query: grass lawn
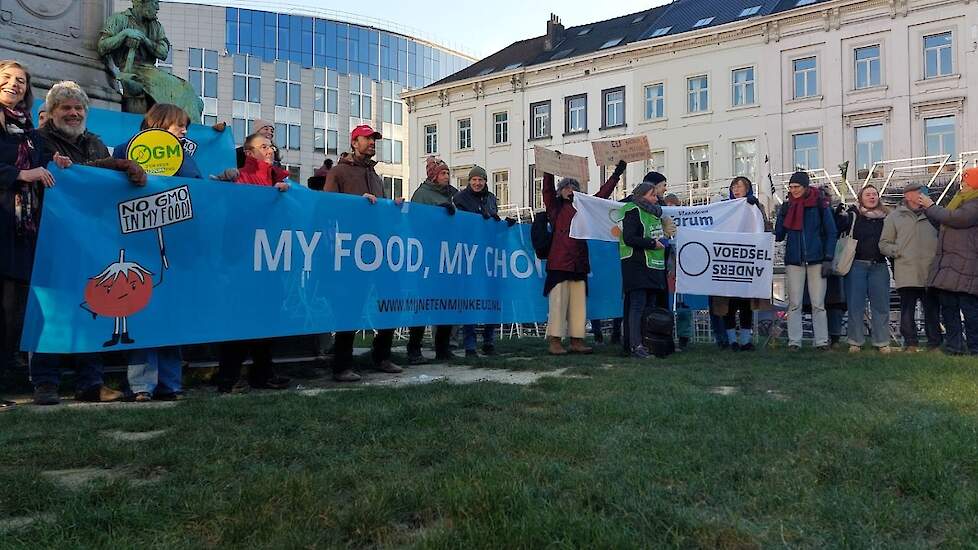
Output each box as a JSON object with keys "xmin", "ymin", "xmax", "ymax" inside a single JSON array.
[{"xmin": 2, "ymin": 340, "xmax": 978, "ymax": 548}]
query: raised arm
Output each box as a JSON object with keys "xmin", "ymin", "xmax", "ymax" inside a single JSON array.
[
  {"xmin": 925, "ymin": 203, "xmax": 978, "ymax": 230},
  {"xmin": 595, "ymin": 160, "xmax": 626, "ymax": 199},
  {"xmin": 542, "ymin": 172, "xmax": 556, "ymax": 212}
]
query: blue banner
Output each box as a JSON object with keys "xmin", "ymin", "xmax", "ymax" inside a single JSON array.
[
  {"xmin": 22, "ymin": 166, "xmax": 623, "ymax": 353},
  {"xmin": 33, "ymin": 100, "xmax": 236, "ymax": 179}
]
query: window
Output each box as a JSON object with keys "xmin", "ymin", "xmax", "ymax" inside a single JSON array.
[
  {"xmin": 855, "ymin": 125, "xmax": 884, "ymax": 178},
  {"xmin": 383, "ymin": 176, "xmax": 404, "ymax": 200},
  {"xmin": 687, "ymin": 75, "xmax": 709, "ymax": 113},
  {"xmin": 157, "ymin": 49, "xmax": 173, "ymax": 73},
  {"xmin": 924, "ymin": 116, "xmax": 956, "ymax": 157},
  {"xmin": 602, "ymin": 88, "xmax": 625, "ymax": 128},
  {"xmin": 649, "ymin": 26, "xmax": 671, "ymax": 38},
  {"xmin": 600, "ymin": 38, "xmax": 623, "ymax": 50},
  {"xmin": 314, "ymin": 68, "xmax": 338, "ymax": 114},
  {"xmin": 285, "ymin": 165, "xmax": 301, "ymax": 183},
  {"xmin": 854, "ymin": 45, "xmax": 881, "ymax": 89},
  {"xmin": 732, "ymin": 140, "xmax": 757, "ymax": 180},
  {"xmin": 565, "ymin": 95, "xmax": 587, "ymax": 133},
  {"xmin": 424, "ymin": 124, "xmax": 438, "ymax": 154},
  {"xmin": 550, "ymin": 49, "xmax": 574, "ymax": 61},
  {"xmin": 233, "ymin": 55, "xmax": 260, "ymax": 104},
  {"xmin": 350, "ymin": 75, "xmax": 372, "ymax": 119},
  {"xmin": 275, "ymin": 61, "xmax": 301, "ymax": 108},
  {"xmin": 578, "ymin": 27, "xmax": 592, "ymax": 36},
  {"xmin": 731, "ymin": 67, "xmax": 756, "ymax": 107},
  {"xmin": 792, "ymin": 132, "xmax": 821, "ymax": 170},
  {"xmin": 531, "ymin": 101, "xmax": 551, "ymax": 139},
  {"xmin": 457, "ymin": 118, "xmax": 472, "ymax": 150},
  {"xmin": 793, "ymin": 57, "xmax": 818, "ymax": 99},
  {"xmin": 644, "ymin": 83, "xmax": 665, "ymax": 120},
  {"xmin": 327, "ymin": 130, "xmax": 338, "ymax": 155},
  {"xmin": 314, "ymin": 129, "xmax": 325, "ymax": 152},
  {"xmin": 528, "ymin": 165, "xmax": 544, "ymax": 209},
  {"xmin": 189, "ymin": 48, "xmax": 218, "ymax": 99},
  {"xmin": 493, "ymin": 112, "xmax": 509, "ymax": 144},
  {"xmin": 693, "ymin": 17, "xmax": 715, "ymax": 28},
  {"xmin": 376, "ymin": 139, "xmax": 404, "ymax": 164},
  {"xmin": 382, "ymin": 81, "xmax": 404, "ymax": 125},
  {"xmin": 644, "ymin": 150, "xmax": 666, "ymax": 178},
  {"xmin": 504, "ymin": 62, "xmax": 523, "ymax": 70},
  {"xmin": 493, "ymin": 171, "xmax": 510, "ymax": 205},
  {"xmin": 275, "ymin": 122, "xmax": 301, "ymax": 150},
  {"xmin": 795, "ymin": 0, "xmax": 816, "ymax": 5},
  {"xmin": 923, "ymin": 32, "xmax": 953, "ymax": 79},
  {"xmin": 739, "ymin": 5, "xmax": 762, "ymax": 17},
  {"xmin": 687, "ymin": 145, "xmax": 710, "ymax": 183}
]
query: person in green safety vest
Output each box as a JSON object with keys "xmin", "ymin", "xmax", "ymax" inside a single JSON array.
[{"xmin": 618, "ymin": 182, "xmax": 676, "ymax": 358}]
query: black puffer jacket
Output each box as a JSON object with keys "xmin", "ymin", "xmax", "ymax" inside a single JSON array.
[{"xmin": 453, "ymin": 186, "xmax": 499, "ymax": 218}]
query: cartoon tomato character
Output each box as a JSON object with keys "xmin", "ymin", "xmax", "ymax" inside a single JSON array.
[{"xmin": 82, "ymin": 249, "xmax": 154, "ymax": 347}]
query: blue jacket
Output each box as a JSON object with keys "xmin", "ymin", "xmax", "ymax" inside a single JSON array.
[
  {"xmin": 113, "ymin": 141, "xmax": 202, "ymax": 179},
  {"xmin": 774, "ymin": 197, "xmax": 838, "ymax": 265}
]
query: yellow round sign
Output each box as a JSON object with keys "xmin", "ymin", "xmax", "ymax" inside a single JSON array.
[{"xmin": 126, "ymin": 129, "xmax": 184, "ymax": 177}]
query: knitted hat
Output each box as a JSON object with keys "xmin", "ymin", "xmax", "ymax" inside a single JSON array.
[
  {"xmin": 556, "ymin": 178, "xmax": 581, "ymax": 193},
  {"xmin": 253, "ymin": 119, "xmax": 274, "ymax": 134},
  {"xmin": 468, "ymin": 165, "xmax": 488, "ymax": 181},
  {"xmin": 643, "ymin": 171, "xmax": 667, "ymax": 185},
  {"xmin": 788, "ymin": 171, "xmax": 811, "ymax": 187},
  {"xmin": 963, "ymin": 167, "xmax": 978, "ymax": 190},
  {"xmin": 425, "ymin": 156, "xmax": 449, "ymax": 182}
]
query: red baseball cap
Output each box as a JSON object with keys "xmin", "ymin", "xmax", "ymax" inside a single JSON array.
[{"xmin": 350, "ymin": 124, "xmax": 382, "ymax": 142}]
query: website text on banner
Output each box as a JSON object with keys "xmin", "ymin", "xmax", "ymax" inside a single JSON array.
[
  {"xmin": 570, "ymin": 193, "xmax": 765, "ymax": 242},
  {"xmin": 676, "ymin": 228, "xmax": 774, "ymax": 299},
  {"xmin": 22, "ymin": 166, "xmax": 623, "ymax": 354}
]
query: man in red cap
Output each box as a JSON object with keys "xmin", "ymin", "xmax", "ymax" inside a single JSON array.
[{"xmin": 325, "ymin": 125, "xmax": 405, "ymax": 381}]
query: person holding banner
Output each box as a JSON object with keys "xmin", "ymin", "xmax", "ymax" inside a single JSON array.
[
  {"xmin": 112, "ymin": 103, "xmax": 202, "ymax": 179},
  {"xmin": 618, "ymin": 182, "xmax": 676, "ymax": 358},
  {"xmin": 325, "ymin": 125, "xmax": 404, "ymax": 381},
  {"xmin": 839, "ymin": 185, "xmax": 893, "ymax": 353},
  {"xmin": 234, "ymin": 134, "xmax": 290, "ymax": 191},
  {"xmin": 774, "ymin": 172, "xmax": 838, "ymax": 351},
  {"xmin": 542, "ymin": 160, "xmax": 626, "ymax": 355}
]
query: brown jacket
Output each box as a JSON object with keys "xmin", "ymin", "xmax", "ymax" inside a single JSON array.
[
  {"xmin": 324, "ymin": 154, "xmax": 387, "ymax": 198},
  {"xmin": 878, "ymin": 204, "xmax": 939, "ymax": 289},
  {"xmin": 924, "ymin": 199, "xmax": 978, "ymax": 295}
]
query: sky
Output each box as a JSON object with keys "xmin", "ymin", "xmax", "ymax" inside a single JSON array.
[{"xmin": 178, "ymin": 0, "xmax": 667, "ymax": 59}]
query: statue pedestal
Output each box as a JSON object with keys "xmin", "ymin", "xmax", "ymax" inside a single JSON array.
[{"xmin": 0, "ymin": 0, "xmax": 120, "ymax": 109}]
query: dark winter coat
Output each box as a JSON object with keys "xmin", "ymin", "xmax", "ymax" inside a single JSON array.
[
  {"xmin": 112, "ymin": 141, "xmax": 202, "ymax": 179},
  {"xmin": 324, "ymin": 154, "xmax": 387, "ymax": 198},
  {"xmin": 453, "ymin": 186, "xmax": 498, "ymax": 218},
  {"xmin": 411, "ymin": 180, "xmax": 457, "ymax": 206},
  {"xmin": 542, "ymin": 172, "xmax": 619, "ymax": 275},
  {"xmin": 774, "ymin": 194, "xmax": 838, "ymax": 265},
  {"xmin": 620, "ymin": 207, "xmax": 667, "ymax": 293},
  {"xmin": 0, "ymin": 128, "xmax": 52, "ymax": 281},
  {"xmin": 38, "ymin": 125, "xmax": 110, "ymax": 164},
  {"xmin": 924, "ymin": 199, "xmax": 978, "ymax": 295}
]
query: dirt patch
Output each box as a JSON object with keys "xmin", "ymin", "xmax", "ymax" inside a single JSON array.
[
  {"xmin": 42, "ymin": 466, "xmax": 164, "ymax": 490},
  {"xmin": 29, "ymin": 401, "xmax": 179, "ymax": 413},
  {"xmin": 766, "ymin": 390, "xmax": 790, "ymax": 401},
  {"xmin": 708, "ymin": 386, "xmax": 740, "ymax": 396},
  {"xmin": 102, "ymin": 429, "xmax": 168, "ymax": 442},
  {"xmin": 0, "ymin": 513, "xmax": 55, "ymax": 533},
  {"xmin": 364, "ymin": 366, "xmax": 570, "ymax": 387}
]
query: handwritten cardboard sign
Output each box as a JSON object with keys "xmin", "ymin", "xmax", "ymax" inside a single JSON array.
[
  {"xmin": 533, "ymin": 146, "xmax": 590, "ymax": 184},
  {"xmin": 591, "ymin": 135, "xmax": 653, "ymax": 166}
]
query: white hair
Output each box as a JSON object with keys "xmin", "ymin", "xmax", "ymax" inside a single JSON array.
[{"xmin": 44, "ymin": 81, "xmax": 90, "ymax": 113}]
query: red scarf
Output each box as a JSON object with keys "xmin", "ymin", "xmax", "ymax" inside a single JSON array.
[{"xmin": 783, "ymin": 188, "xmax": 819, "ymax": 231}]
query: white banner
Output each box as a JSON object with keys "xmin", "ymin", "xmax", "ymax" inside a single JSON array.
[
  {"xmin": 676, "ymin": 229, "xmax": 773, "ymax": 299},
  {"xmin": 569, "ymin": 193, "xmax": 765, "ymax": 242}
]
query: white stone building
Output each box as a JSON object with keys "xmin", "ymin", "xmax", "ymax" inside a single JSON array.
[{"xmin": 404, "ymin": 0, "xmax": 977, "ymax": 213}]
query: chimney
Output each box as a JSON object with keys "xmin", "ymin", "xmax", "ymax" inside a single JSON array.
[{"xmin": 544, "ymin": 13, "xmax": 565, "ymax": 52}]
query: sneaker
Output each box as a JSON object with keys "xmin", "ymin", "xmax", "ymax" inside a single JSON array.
[
  {"xmin": 75, "ymin": 385, "xmax": 123, "ymax": 403},
  {"xmin": 33, "ymin": 384, "xmax": 60, "ymax": 406},
  {"xmin": 132, "ymin": 392, "xmax": 152, "ymax": 403},
  {"xmin": 465, "ymin": 350, "xmax": 478, "ymax": 358},
  {"xmin": 481, "ymin": 345, "xmax": 496, "ymax": 356},
  {"xmin": 849, "ymin": 345, "xmax": 861, "ymax": 353},
  {"xmin": 631, "ymin": 345, "xmax": 651, "ymax": 359},
  {"xmin": 730, "ymin": 343, "xmax": 741, "ymax": 352},
  {"xmin": 374, "ymin": 360, "xmax": 403, "ymax": 374},
  {"xmin": 407, "ymin": 353, "xmax": 427, "ymax": 366},
  {"xmin": 333, "ymin": 369, "xmax": 362, "ymax": 383},
  {"xmin": 740, "ymin": 343, "xmax": 755, "ymax": 352},
  {"xmin": 218, "ymin": 379, "xmax": 250, "ymax": 394},
  {"xmin": 878, "ymin": 346, "xmax": 892, "ymax": 354}
]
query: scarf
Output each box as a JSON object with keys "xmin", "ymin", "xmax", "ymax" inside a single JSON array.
[
  {"xmin": 3, "ymin": 106, "xmax": 34, "ymax": 170},
  {"xmin": 947, "ymin": 187, "xmax": 978, "ymax": 211},
  {"xmin": 857, "ymin": 205, "xmax": 888, "ymax": 219},
  {"xmin": 783, "ymin": 188, "xmax": 819, "ymax": 231},
  {"xmin": 3, "ymin": 106, "xmax": 39, "ymax": 238},
  {"xmin": 633, "ymin": 196, "xmax": 663, "ymax": 217}
]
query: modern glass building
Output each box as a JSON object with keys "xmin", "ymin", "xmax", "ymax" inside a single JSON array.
[{"xmin": 147, "ymin": 1, "xmax": 474, "ymax": 191}]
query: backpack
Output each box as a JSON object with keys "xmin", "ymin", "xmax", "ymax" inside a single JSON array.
[
  {"xmin": 642, "ymin": 307, "xmax": 676, "ymax": 358},
  {"xmin": 531, "ymin": 211, "xmax": 553, "ymax": 260}
]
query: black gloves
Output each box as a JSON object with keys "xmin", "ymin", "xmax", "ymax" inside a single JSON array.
[
  {"xmin": 821, "ymin": 262, "xmax": 833, "ymax": 278},
  {"xmin": 612, "ymin": 160, "xmax": 627, "ymax": 180},
  {"xmin": 505, "ymin": 217, "xmax": 517, "ymax": 227},
  {"xmin": 746, "ymin": 196, "xmax": 759, "ymax": 206},
  {"xmin": 482, "ymin": 210, "xmax": 492, "ymax": 220},
  {"xmin": 442, "ymin": 203, "xmax": 456, "ymax": 216}
]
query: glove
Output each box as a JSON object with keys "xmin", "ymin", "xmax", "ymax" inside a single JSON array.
[
  {"xmin": 746, "ymin": 196, "xmax": 759, "ymax": 206},
  {"xmin": 482, "ymin": 210, "xmax": 492, "ymax": 220},
  {"xmin": 821, "ymin": 262, "xmax": 833, "ymax": 278},
  {"xmin": 491, "ymin": 214, "xmax": 501, "ymax": 222},
  {"xmin": 612, "ymin": 160, "xmax": 627, "ymax": 179},
  {"xmin": 505, "ymin": 217, "xmax": 517, "ymax": 227},
  {"xmin": 442, "ymin": 203, "xmax": 456, "ymax": 216}
]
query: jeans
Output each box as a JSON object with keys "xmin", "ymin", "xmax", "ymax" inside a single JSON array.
[
  {"xmin": 29, "ymin": 353, "xmax": 103, "ymax": 391},
  {"xmin": 463, "ymin": 324, "xmax": 496, "ymax": 351},
  {"xmin": 898, "ymin": 287, "xmax": 943, "ymax": 348},
  {"xmin": 827, "ymin": 309, "xmax": 845, "ymax": 338},
  {"xmin": 333, "ymin": 329, "xmax": 395, "ymax": 373},
  {"xmin": 939, "ymin": 291, "xmax": 978, "ymax": 354},
  {"xmin": 626, "ymin": 289, "xmax": 667, "ymax": 350},
  {"xmin": 845, "ymin": 261, "xmax": 892, "ymax": 347},
  {"xmin": 786, "ymin": 263, "xmax": 828, "ymax": 347},
  {"xmin": 129, "ymin": 346, "xmax": 183, "ymax": 395},
  {"xmin": 408, "ymin": 325, "xmax": 453, "ymax": 356}
]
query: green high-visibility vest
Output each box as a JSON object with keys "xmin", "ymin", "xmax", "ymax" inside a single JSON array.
[{"xmin": 618, "ymin": 203, "xmax": 665, "ymax": 270}]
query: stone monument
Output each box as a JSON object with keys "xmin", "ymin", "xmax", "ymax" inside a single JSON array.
[{"xmin": 97, "ymin": 0, "xmax": 203, "ymax": 122}]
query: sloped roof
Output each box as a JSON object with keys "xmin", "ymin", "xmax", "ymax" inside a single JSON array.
[{"xmin": 427, "ymin": 0, "xmax": 826, "ymax": 88}]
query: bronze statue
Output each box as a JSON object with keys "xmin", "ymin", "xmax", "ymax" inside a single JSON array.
[{"xmin": 97, "ymin": 0, "xmax": 203, "ymax": 123}]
